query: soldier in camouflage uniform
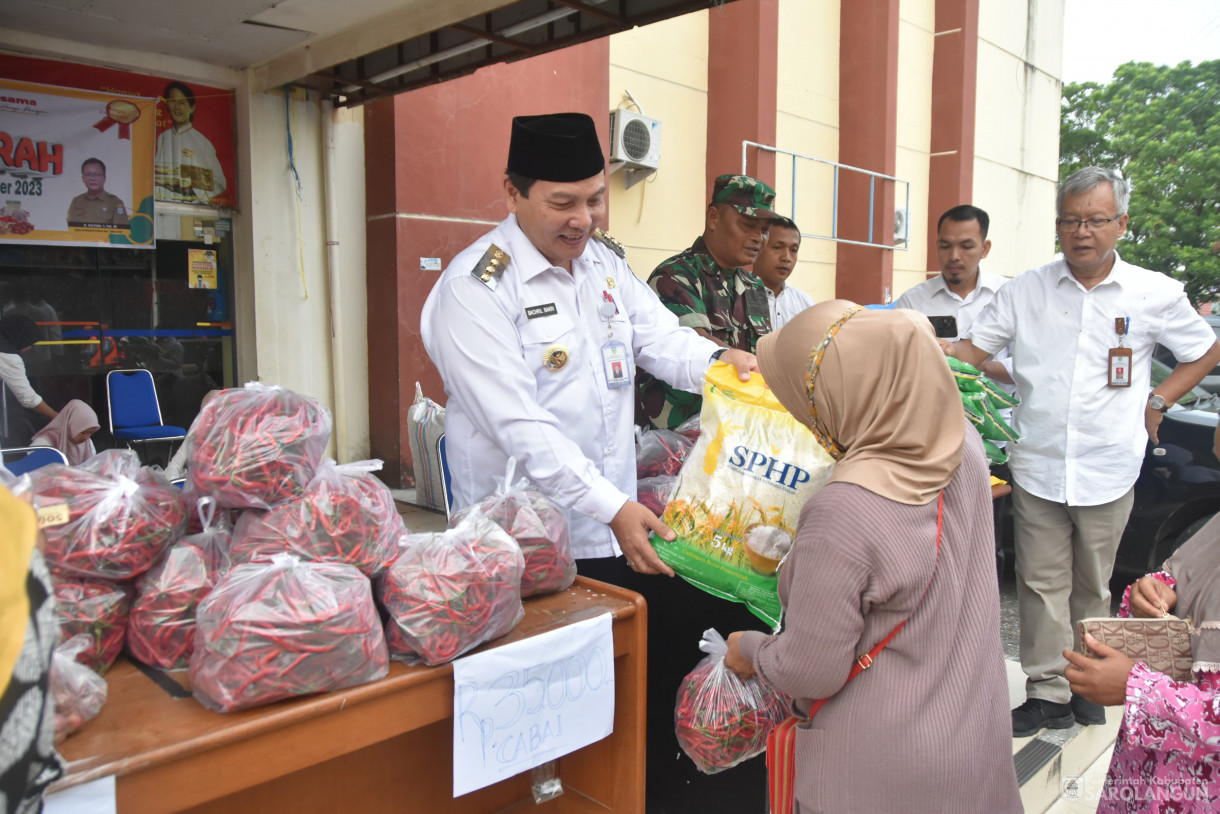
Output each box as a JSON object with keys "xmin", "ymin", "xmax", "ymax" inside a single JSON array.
[{"xmin": 636, "ymin": 174, "xmax": 778, "ymax": 429}]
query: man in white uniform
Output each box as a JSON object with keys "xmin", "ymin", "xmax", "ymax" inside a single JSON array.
[
  {"xmin": 894, "ymin": 205, "xmax": 1011, "ymax": 384},
  {"xmin": 752, "ymin": 216, "xmax": 815, "ymax": 329},
  {"xmin": 421, "ymin": 112, "xmax": 755, "ymax": 571},
  {"xmin": 946, "ymin": 167, "xmax": 1220, "ymax": 737},
  {"xmin": 422, "ymin": 113, "xmax": 767, "ymax": 814}
]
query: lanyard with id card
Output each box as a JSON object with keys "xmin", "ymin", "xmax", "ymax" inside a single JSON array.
[
  {"xmin": 1108, "ymin": 316, "xmax": 1132, "ymax": 388},
  {"xmin": 599, "ymin": 293, "xmax": 631, "ymax": 388}
]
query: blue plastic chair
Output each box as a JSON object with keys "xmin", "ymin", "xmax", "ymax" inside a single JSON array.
[
  {"xmin": 2, "ymin": 446, "xmax": 69, "ymax": 476},
  {"xmin": 106, "ymin": 369, "xmax": 187, "ymax": 462}
]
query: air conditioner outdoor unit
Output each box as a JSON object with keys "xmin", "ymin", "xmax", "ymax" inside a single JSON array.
[
  {"xmin": 609, "ymin": 110, "xmax": 662, "ymax": 170},
  {"xmin": 893, "ymin": 205, "xmax": 909, "ymax": 245}
]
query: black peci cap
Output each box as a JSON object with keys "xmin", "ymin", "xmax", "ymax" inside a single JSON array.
[{"xmin": 507, "ymin": 113, "xmax": 605, "ymax": 182}]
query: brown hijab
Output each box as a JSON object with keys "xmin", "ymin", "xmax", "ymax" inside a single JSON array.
[
  {"xmin": 1163, "ymin": 515, "xmax": 1220, "ymax": 671},
  {"xmin": 756, "ymin": 299, "xmax": 964, "ymax": 505}
]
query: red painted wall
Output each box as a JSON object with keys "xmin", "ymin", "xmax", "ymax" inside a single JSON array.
[
  {"xmin": 927, "ymin": 0, "xmax": 979, "ymax": 274},
  {"xmin": 836, "ymin": 0, "xmax": 900, "ymax": 305},
  {"xmin": 366, "ymin": 40, "xmax": 610, "ymax": 486},
  {"xmin": 707, "ymin": 0, "xmax": 779, "ymax": 197}
]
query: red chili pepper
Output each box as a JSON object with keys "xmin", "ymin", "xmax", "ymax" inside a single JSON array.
[
  {"xmin": 228, "ymin": 461, "xmax": 404, "ymax": 577},
  {"xmin": 185, "ymin": 386, "xmax": 331, "ymax": 511},
  {"xmin": 190, "ymin": 558, "xmax": 387, "ymax": 712},
  {"xmin": 32, "ymin": 449, "xmax": 186, "ymax": 582},
  {"xmin": 451, "ymin": 487, "xmax": 575, "ymax": 598},
  {"xmin": 53, "ymin": 578, "xmax": 132, "ymax": 674},
  {"xmin": 127, "ymin": 531, "xmax": 229, "ymax": 670},
  {"xmin": 636, "ymin": 428, "xmax": 693, "ymax": 479},
  {"xmin": 378, "ymin": 516, "xmax": 524, "ymax": 665},
  {"xmin": 673, "ymin": 647, "xmax": 791, "ymax": 774}
]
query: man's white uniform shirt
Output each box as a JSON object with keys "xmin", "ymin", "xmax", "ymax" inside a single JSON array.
[
  {"xmin": 422, "ymin": 214, "xmax": 718, "ymax": 558},
  {"xmin": 765, "ymin": 284, "xmax": 816, "ymax": 330},
  {"xmin": 894, "ymin": 268, "xmax": 1015, "ymax": 392},
  {"xmin": 893, "ymin": 269, "xmax": 1008, "ymax": 340},
  {"xmin": 968, "ymin": 254, "xmax": 1216, "ymax": 506}
]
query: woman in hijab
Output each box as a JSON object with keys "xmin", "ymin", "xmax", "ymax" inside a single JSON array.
[
  {"xmin": 0, "ymin": 314, "xmax": 58, "ymax": 445},
  {"xmin": 724, "ymin": 300, "xmax": 1021, "ymax": 813},
  {"xmin": 1063, "ymin": 427, "xmax": 1220, "ymax": 812},
  {"xmin": 30, "ymin": 399, "xmax": 99, "ymax": 465}
]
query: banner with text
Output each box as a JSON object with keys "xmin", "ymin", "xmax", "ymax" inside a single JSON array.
[
  {"xmin": 0, "ymin": 55, "xmax": 237, "ymax": 209},
  {"xmin": 1, "ymin": 79, "xmax": 155, "ymax": 248}
]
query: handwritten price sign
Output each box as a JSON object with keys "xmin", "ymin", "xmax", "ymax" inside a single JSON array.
[{"xmin": 451, "ymin": 613, "xmax": 615, "ymax": 797}]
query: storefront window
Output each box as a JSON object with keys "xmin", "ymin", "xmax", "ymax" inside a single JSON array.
[{"xmin": 0, "ymin": 228, "xmax": 234, "ymax": 460}]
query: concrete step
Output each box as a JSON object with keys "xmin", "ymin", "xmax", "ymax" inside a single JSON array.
[{"xmin": 1006, "ymin": 659, "xmax": 1119, "ymax": 814}]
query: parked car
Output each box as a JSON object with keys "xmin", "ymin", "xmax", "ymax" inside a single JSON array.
[
  {"xmin": 1152, "ymin": 314, "xmax": 1220, "ymax": 394},
  {"xmin": 995, "ymin": 357, "xmax": 1220, "ymax": 578}
]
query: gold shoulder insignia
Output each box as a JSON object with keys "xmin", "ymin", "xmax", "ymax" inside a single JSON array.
[
  {"xmin": 470, "ymin": 244, "xmax": 510, "ymax": 291},
  {"xmin": 593, "ymin": 228, "xmax": 626, "ymax": 259}
]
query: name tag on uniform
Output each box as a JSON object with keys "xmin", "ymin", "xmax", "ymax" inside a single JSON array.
[
  {"xmin": 526, "ymin": 303, "xmax": 557, "ymax": 319},
  {"xmin": 601, "ymin": 340, "xmax": 631, "ymax": 388},
  {"xmin": 1108, "ymin": 348, "xmax": 1132, "ymax": 388},
  {"xmin": 1109, "ymin": 316, "xmax": 1131, "ymax": 388}
]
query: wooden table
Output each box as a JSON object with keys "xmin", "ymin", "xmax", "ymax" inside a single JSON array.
[{"xmin": 52, "ymin": 577, "xmax": 646, "ymax": 814}]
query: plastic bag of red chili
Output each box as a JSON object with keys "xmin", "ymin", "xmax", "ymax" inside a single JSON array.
[
  {"xmin": 378, "ymin": 509, "xmax": 525, "ymax": 665},
  {"xmin": 449, "ymin": 459, "xmax": 574, "ymax": 597},
  {"xmin": 50, "ymin": 635, "xmax": 108, "ymax": 744},
  {"xmin": 53, "ymin": 578, "xmax": 132, "ymax": 674},
  {"xmin": 31, "ymin": 449, "xmax": 186, "ymax": 581},
  {"xmin": 674, "ymin": 414, "xmax": 702, "ymax": 445},
  {"xmin": 228, "ymin": 459, "xmax": 405, "ymax": 578},
  {"xmin": 674, "ymin": 628, "xmax": 791, "ymax": 774},
  {"xmin": 636, "ymin": 428, "xmax": 694, "ymax": 479},
  {"xmin": 186, "ymin": 382, "xmax": 332, "ymax": 510},
  {"xmin": 190, "ymin": 554, "xmax": 388, "ymax": 712},
  {"xmin": 127, "ymin": 498, "xmax": 232, "ymax": 670},
  {"xmin": 636, "ymin": 475, "xmax": 677, "ymax": 517}
]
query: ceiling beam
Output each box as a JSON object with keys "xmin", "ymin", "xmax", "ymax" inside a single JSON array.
[{"xmin": 251, "ymin": 0, "xmax": 515, "ymax": 92}]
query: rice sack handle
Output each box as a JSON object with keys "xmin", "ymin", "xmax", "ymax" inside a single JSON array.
[{"xmin": 653, "ymin": 363, "xmax": 835, "ymax": 627}]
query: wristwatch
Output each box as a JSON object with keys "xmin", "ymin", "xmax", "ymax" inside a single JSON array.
[
  {"xmin": 1148, "ymin": 393, "xmax": 1169, "ymax": 413},
  {"xmin": 711, "ymin": 348, "xmax": 727, "ymax": 363}
]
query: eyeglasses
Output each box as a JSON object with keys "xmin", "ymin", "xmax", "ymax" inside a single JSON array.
[
  {"xmin": 82, "ymin": 172, "xmax": 105, "ymax": 178},
  {"xmin": 1056, "ymin": 214, "xmax": 1122, "ymax": 232}
]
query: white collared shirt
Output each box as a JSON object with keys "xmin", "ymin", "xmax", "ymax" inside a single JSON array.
[
  {"xmin": 968, "ymin": 254, "xmax": 1217, "ymax": 506},
  {"xmin": 421, "ymin": 214, "xmax": 718, "ymax": 558},
  {"xmin": 0, "ymin": 351, "xmax": 42, "ymax": 408},
  {"xmin": 893, "ymin": 269, "xmax": 1008, "ymax": 339},
  {"xmin": 895, "ymin": 268, "xmax": 1014, "ymax": 390},
  {"xmin": 765, "ymin": 284, "xmax": 816, "ymax": 329}
]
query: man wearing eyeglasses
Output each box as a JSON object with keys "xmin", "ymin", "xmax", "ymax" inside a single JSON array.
[
  {"xmin": 66, "ymin": 158, "xmax": 130, "ymax": 229},
  {"xmin": 944, "ymin": 166, "xmax": 1220, "ymax": 738}
]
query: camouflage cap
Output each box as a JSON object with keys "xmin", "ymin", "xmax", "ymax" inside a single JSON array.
[{"xmin": 711, "ymin": 174, "xmax": 779, "ymax": 219}]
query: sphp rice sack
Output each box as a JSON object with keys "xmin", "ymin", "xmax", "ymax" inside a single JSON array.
[{"xmin": 653, "ymin": 363, "xmax": 835, "ymax": 627}]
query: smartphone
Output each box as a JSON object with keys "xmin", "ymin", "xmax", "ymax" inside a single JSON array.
[{"xmin": 927, "ymin": 315, "xmax": 959, "ymax": 339}]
